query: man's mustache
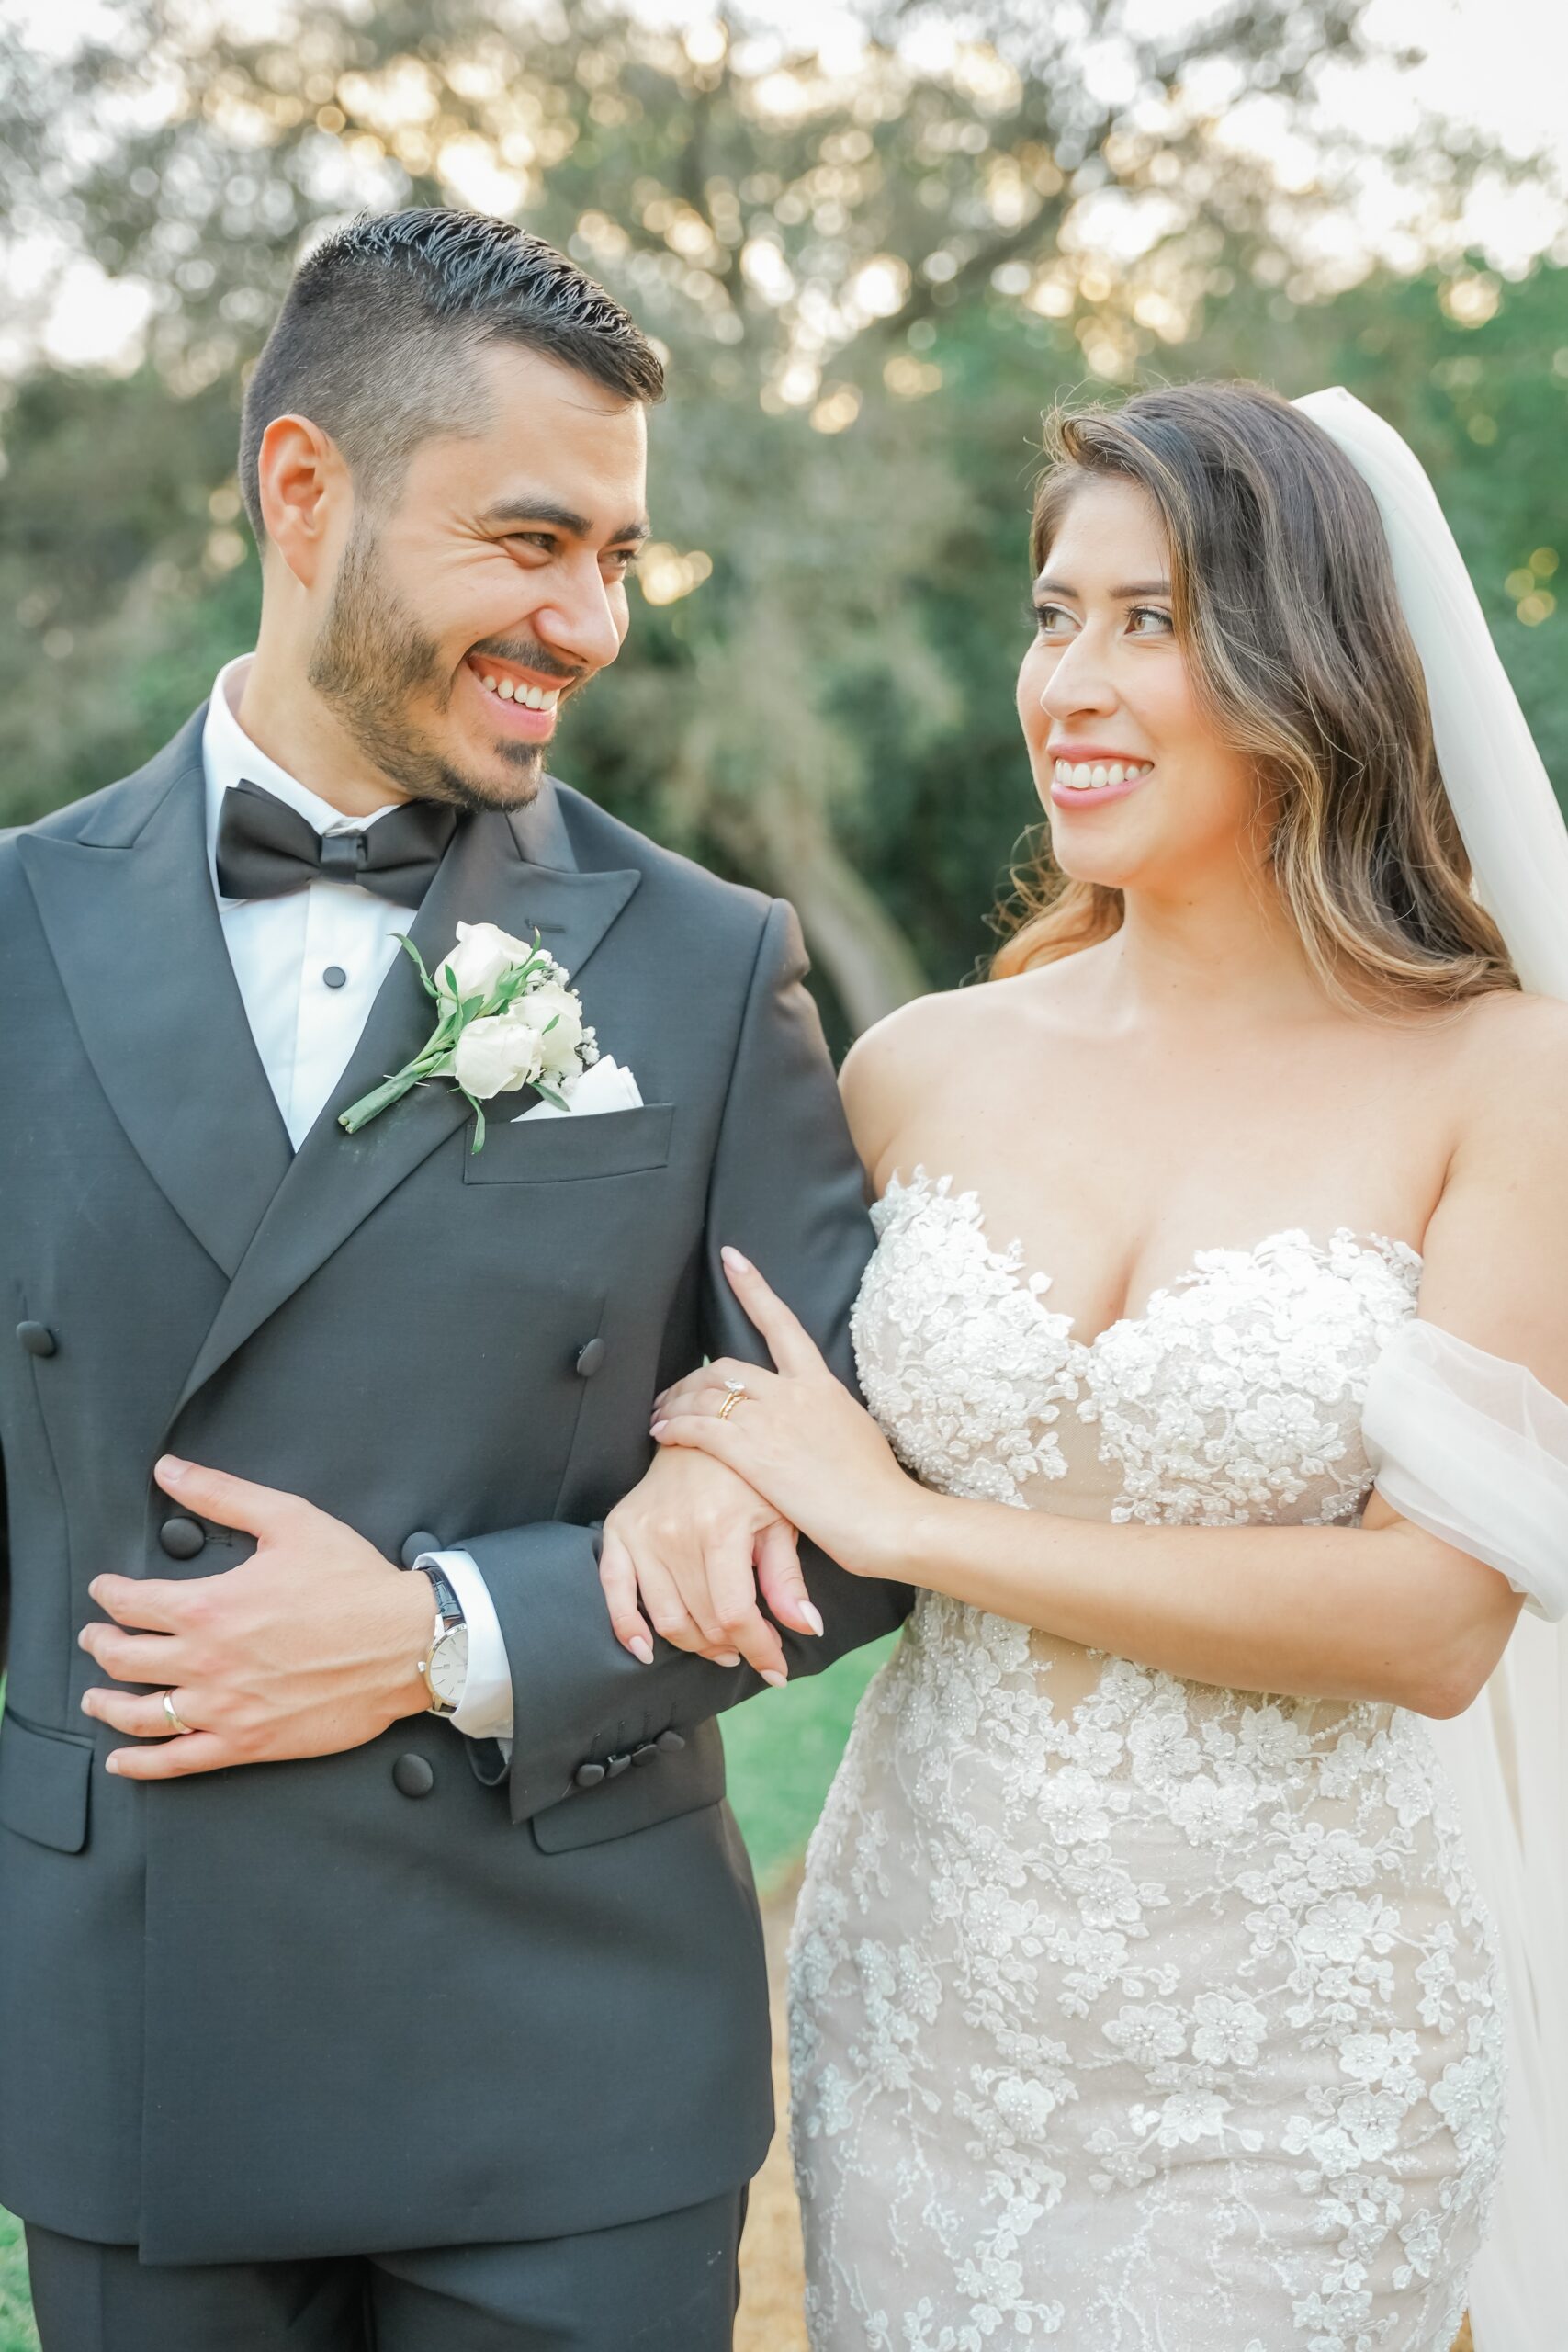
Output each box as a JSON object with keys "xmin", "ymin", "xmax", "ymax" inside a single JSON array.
[{"xmin": 469, "ymin": 638, "xmax": 586, "ymax": 687}]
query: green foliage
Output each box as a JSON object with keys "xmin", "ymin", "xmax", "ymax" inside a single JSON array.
[
  {"xmin": 5, "ymin": 0, "xmax": 1537, "ymax": 1036},
  {"xmin": 0, "ymin": 2209, "xmax": 36, "ymax": 2352}
]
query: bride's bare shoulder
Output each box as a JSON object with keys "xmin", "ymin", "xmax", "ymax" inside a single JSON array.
[
  {"xmin": 840, "ymin": 965, "xmax": 1077, "ymax": 1168},
  {"xmin": 1447, "ymin": 987, "xmax": 1568, "ymax": 1144}
]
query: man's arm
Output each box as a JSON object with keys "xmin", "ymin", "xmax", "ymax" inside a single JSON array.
[{"xmin": 466, "ymin": 898, "xmax": 911, "ymax": 1821}]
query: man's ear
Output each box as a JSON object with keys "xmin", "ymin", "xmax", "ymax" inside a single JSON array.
[{"xmin": 254, "ymin": 412, "xmax": 348, "ymax": 590}]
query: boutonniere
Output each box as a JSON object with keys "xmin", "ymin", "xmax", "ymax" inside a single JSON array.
[{"xmin": 339, "ymin": 922, "xmax": 600, "ymax": 1151}]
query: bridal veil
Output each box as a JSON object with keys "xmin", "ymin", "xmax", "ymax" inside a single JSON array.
[{"xmin": 1297, "ymin": 388, "xmax": 1568, "ymax": 2349}]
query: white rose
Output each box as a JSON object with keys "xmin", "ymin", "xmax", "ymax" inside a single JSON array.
[
  {"xmin": 439, "ymin": 921, "xmax": 536, "ymax": 1007},
  {"xmin": 451, "ymin": 1009, "xmax": 544, "ymax": 1099},
  {"xmin": 517, "ymin": 979, "xmax": 585, "ymax": 1075}
]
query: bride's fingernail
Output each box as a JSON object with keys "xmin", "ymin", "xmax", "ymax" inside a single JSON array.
[
  {"xmin": 650, "ymin": 1419, "xmax": 669, "ymax": 1437},
  {"xmin": 801, "ymin": 1603, "xmax": 825, "ymax": 1638},
  {"xmin": 721, "ymin": 1246, "xmax": 752, "ymax": 1274},
  {"xmin": 762, "ymin": 1668, "xmax": 788, "ymax": 1688},
  {"xmin": 630, "ymin": 1636, "xmax": 654, "ymax": 1665}
]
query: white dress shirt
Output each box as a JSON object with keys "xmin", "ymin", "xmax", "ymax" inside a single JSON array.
[{"xmin": 203, "ymin": 657, "xmax": 514, "ymax": 1740}]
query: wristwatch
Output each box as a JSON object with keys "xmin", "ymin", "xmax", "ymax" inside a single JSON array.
[{"xmin": 413, "ymin": 1561, "xmax": 468, "ymax": 1717}]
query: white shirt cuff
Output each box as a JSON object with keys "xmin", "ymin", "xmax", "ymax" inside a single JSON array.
[{"xmin": 418, "ymin": 1549, "xmax": 515, "ymax": 1743}]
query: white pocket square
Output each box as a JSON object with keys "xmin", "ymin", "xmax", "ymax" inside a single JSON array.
[{"xmin": 513, "ymin": 1056, "xmax": 644, "ymax": 1122}]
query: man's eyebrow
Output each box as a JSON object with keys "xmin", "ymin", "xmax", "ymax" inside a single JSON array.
[
  {"xmin": 1035, "ymin": 575, "xmax": 1172, "ymax": 599},
  {"xmin": 481, "ymin": 496, "xmax": 651, "ymax": 546}
]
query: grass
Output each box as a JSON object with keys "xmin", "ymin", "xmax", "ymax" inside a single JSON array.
[
  {"xmin": 721, "ymin": 1634, "xmax": 894, "ymax": 1894},
  {"xmin": 0, "ymin": 2209, "xmax": 37, "ymax": 2352}
]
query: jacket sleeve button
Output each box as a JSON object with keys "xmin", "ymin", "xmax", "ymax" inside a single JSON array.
[
  {"xmin": 17, "ymin": 1322, "xmax": 56, "ymax": 1359},
  {"xmin": 604, "ymin": 1750, "xmax": 632, "ymax": 1780},
  {"xmin": 631, "ymin": 1741, "xmax": 660, "ymax": 1767},
  {"xmin": 574, "ymin": 1337, "xmax": 607, "ymax": 1379},
  {"xmin": 572, "ymin": 1760, "xmax": 607, "ymax": 1790},
  {"xmin": 158, "ymin": 1516, "xmax": 207, "ymax": 1560},
  {"xmin": 392, "ymin": 1754, "xmax": 435, "ymax": 1799},
  {"xmin": 655, "ymin": 1728, "xmax": 686, "ymax": 1754}
]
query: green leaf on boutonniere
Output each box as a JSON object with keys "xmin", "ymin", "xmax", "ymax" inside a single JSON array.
[{"xmin": 397, "ymin": 934, "xmax": 439, "ymax": 1000}]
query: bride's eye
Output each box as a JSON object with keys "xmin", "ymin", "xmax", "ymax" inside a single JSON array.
[
  {"xmin": 1129, "ymin": 605, "xmax": 1174, "ymax": 636},
  {"xmin": 1028, "ymin": 601, "xmax": 1073, "ymax": 636}
]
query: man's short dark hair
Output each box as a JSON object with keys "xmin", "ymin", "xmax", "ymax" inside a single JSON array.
[{"xmin": 239, "ymin": 207, "xmax": 664, "ymax": 541}]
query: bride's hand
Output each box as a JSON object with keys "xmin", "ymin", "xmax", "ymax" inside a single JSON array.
[
  {"xmin": 599, "ymin": 1448, "xmax": 817, "ymax": 1684},
  {"xmin": 649, "ymin": 1247, "xmax": 919, "ymax": 1580}
]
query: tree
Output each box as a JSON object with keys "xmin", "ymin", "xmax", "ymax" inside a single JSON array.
[{"xmin": 0, "ymin": 0, "xmax": 1556, "ymax": 1031}]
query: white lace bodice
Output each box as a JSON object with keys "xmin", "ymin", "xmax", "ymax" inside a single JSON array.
[
  {"xmin": 791, "ymin": 1170, "xmax": 1504, "ymax": 2352},
  {"xmin": 852, "ymin": 1168, "xmax": 1423, "ymax": 1528}
]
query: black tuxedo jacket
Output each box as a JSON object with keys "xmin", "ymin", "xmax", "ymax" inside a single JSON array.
[{"xmin": 0, "ymin": 708, "xmax": 908, "ymax": 2261}]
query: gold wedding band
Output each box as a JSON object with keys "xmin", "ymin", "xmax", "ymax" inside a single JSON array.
[
  {"xmin": 161, "ymin": 1690, "xmax": 195, "ymax": 1737},
  {"xmin": 716, "ymin": 1381, "xmax": 749, "ymax": 1422}
]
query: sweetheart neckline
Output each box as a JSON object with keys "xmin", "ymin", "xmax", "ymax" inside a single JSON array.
[{"xmin": 875, "ymin": 1167, "xmax": 1425, "ymax": 1355}]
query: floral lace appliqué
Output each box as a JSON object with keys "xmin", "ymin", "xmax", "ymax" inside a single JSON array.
[{"xmin": 794, "ymin": 1172, "xmax": 1503, "ymax": 2352}]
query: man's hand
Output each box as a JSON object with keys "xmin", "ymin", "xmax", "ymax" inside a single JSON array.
[
  {"xmin": 599, "ymin": 1444, "xmax": 822, "ymax": 1685},
  {"xmin": 78, "ymin": 1455, "xmax": 433, "ymax": 1780}
]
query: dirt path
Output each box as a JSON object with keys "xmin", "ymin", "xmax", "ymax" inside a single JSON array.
[{"xmin": 737, "ymin": 1877, "xmax": 1473, "ymax": 2352}]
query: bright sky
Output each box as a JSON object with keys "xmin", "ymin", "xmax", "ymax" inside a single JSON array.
[{"xmin": 8, "ymin": 0, "xmax": 1566, "ymax": 370}]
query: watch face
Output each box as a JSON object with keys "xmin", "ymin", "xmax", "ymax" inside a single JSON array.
[{"xmin": 428, "ymin": 1623, "xmax": 469, "ymax": 1709}]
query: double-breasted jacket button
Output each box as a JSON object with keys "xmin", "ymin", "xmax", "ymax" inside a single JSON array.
[
  {"xmin": 392, "ymin": 1753, "xmax": 435, "ymax": 1799},
  {"xmin": 655, "ymin": 1728, "xmax": 686, "ymax": 1755},
  {"xmin": 16, "ymin": 1321, "xmax": 56, "ymax": 1359},
  {"xmin": 159, "ymin": 1516, "xmax": 207, "ymax": 1560},
  {"xmin": 572, "ymin": 1760, "xmax": 607, "ymax": 1790},
  {"xmin": 574, "ymin": 1337, "xmax": 607, "ymax": 1380},
  {"xmin": 400, "ymin": 1532, "xmax": 442, "ymax": 1570}
]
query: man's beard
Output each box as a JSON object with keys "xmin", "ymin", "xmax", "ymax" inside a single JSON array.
[{"xmin": 308, "ymin": 519, "xmax": 547, "ymax": 813}]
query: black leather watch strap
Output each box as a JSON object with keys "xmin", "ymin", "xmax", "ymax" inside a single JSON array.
[{"xmin": 418, "ymin": 1560, "xmax": 465, "ymax": 1631}]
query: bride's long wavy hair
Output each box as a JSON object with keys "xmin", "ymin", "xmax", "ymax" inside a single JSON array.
[{"xmin": 992, "ymin": 380, "xmax": 1517, "ymax": 1007}]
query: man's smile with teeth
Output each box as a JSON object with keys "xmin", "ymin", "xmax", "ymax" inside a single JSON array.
[
  {"xmin": 478, "ymin": 672, "xmax": 560, "ymax": 710},
  {"xmin": 1053, "ymin": 757, "xmax": 1154, "ymax": 791}
]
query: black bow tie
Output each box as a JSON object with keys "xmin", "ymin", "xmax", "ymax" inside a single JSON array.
[{"xmin": 215, "ymin": 778, "xmax": 459, "ymax": 907}]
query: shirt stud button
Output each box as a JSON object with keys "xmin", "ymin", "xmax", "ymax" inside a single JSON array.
[{"xmin": 322, "ymin": 966, "xmax": 348, "ymax": 990}]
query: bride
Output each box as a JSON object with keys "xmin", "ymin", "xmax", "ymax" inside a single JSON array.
[{"xmin": 609, "ymin": 382, "xmax": 1568, "ymax": 2347}]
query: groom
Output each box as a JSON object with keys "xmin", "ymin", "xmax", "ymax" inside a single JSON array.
[{"xmin": 0, "ymin": 208, "xmax": 906, "ymax": 2347}]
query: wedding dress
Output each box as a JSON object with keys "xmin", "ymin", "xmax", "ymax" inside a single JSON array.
[{"xmin": 790, "ymin": 1170, "xmax": 1506, "ymax": 2352}]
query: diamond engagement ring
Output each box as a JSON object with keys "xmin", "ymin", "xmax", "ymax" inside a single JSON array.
[
  {"xmin": 716, "ymin": 1379, "xmax": 749, "ymax": 1422},
  {"xmin": 161, "ymin": 1690, "xmax": 195, "ymax": 1737}
]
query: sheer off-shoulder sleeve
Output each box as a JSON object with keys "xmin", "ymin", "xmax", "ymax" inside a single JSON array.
[
  {"xmin": 1361, "ymin": 1319, "xmax": 1568, "ymax": 2349},
  {"xmin": 1362, "ymin": 1317, "xmax": 1568, "ymax": 1620}
]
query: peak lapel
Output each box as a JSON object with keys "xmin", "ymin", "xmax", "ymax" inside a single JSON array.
[
  {"xmin": 171, "ymin": 784, "xmax": 640, "ymax": 1421},
  {"xmin": 18, "ymin": 715, "xmax": 294, "ymax": 1279}
]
